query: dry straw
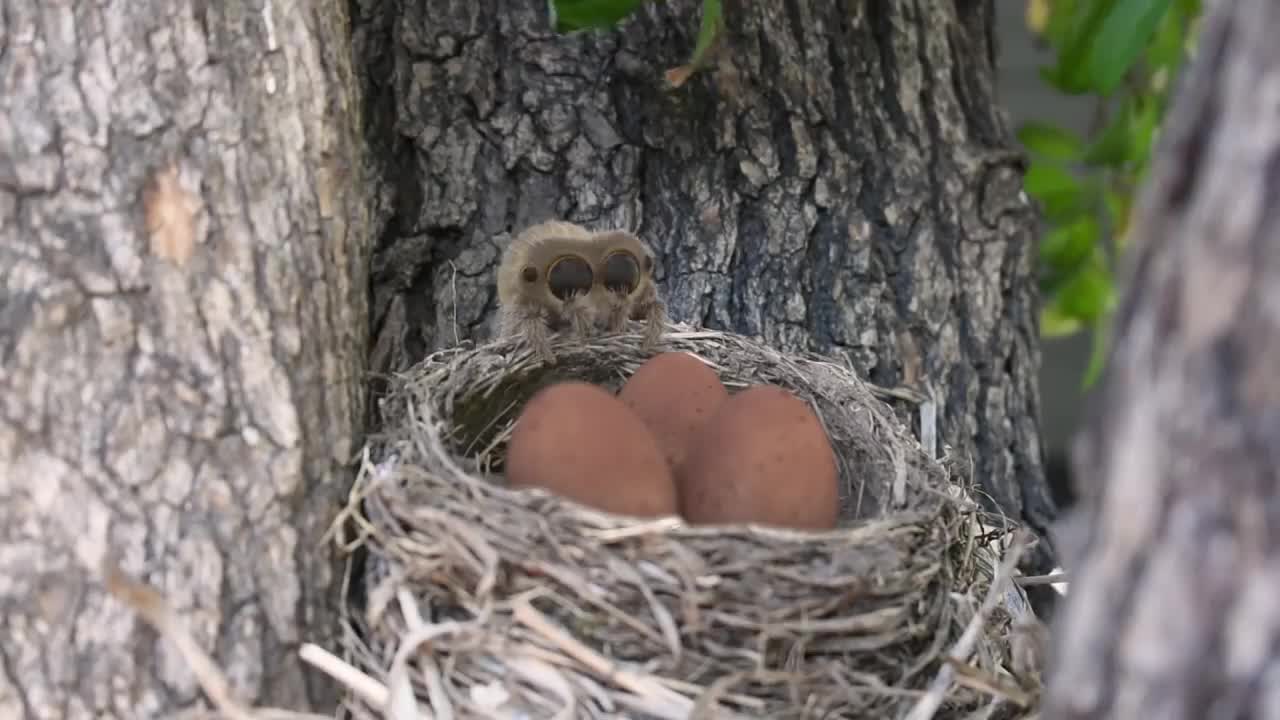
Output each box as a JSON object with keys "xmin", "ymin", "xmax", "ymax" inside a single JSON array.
[{"xmin": 324, "ymin": 326, "xmax": 1044, "ymax": 720}]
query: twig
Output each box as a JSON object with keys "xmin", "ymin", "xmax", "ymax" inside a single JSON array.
[
  {"xmin": 1015, "ymin": 572, "xmax": 1070, "ymax": 587},
  {"xmin": 398, "ymin": 590, "xmax": 454, "ymax": 720},
  {"xmin": 511, "ymin": 599, "xmax": 695, "ymax": 719},
  {"xmin": 102, "ymin": 561, "xmax": 335, "ymax": 720},
  {"xmin": 944, "ymin": 657, "xmax": 1035, "ymax": 707},
  {"xmin": 506, "ymin": 656, "xmax": 577, "ymax": 719},
  {"xmin": 101, "ymin": 562, "xmax": 259, "ymax": 720},
  {"xmin": 902, "ymin": 529, "xmax": 1031, "ymax": 720},
  {"xmin": 298, "ymin": 643, "xmax": 389, "ymax": 708}
]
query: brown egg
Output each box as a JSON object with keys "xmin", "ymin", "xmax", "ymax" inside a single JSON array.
[
  {"xmin": 678, "ymin": 384, "xmax": 839, "ymax": 530},
  {"xmin": 505, "ymin": 381, "xmax": 678, "ymax": 518},
  {"xmin": 618, "ymin": 352, "xmax": 729, "ymax": 475}
]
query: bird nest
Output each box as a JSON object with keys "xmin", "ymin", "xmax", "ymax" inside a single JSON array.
[{"xmin": 331, "ymin": 327, "xmax": 1042, "ymax": 720}]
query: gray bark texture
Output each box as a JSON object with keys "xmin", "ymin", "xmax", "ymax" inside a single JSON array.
[
  {"xmin": 0, "ymin": 1, "xmax": 368, "ymax": 718},
  {"xmin": 354, "ymin": 0, "xmax": 1058, "ymax": 568},
  {"xmin": 1044, "ymin": 0, "xmax": 1280, "ymax": 717}
]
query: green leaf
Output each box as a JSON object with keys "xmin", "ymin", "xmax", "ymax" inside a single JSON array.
[
  {"xmin": 1147, "ymin": 0, "xmax": 1188, "ymax": 70},
  {"xmin": 1040, "ymin": 0, "xmax": 1082, "ymax": 49},
  {"xmin": 1037, "ymin": 64, "xmax": 1078, "ymax": 94},
  {"xmin": 1083, "ymin": 100, "xmax": 1133, "ymax": 167},
  {"xmin": 1040, "ymin": 216, "xmax": 1099, "ymax": 280},
  {"xmin": 1104, "ymin": 186, "xmax": 1132, "ymax": 250},
  {"xmin": 1041, "ymin": 246, "xmax": 1115, "ymax": 342},
  {"xmin": 1024, "ymin": 162, "xmax": 1080, "ymax": 198},
  {"xmin": 1081, "ymin": 317, "xmax": 1112, "ymax": 388},
  {"xmin": 1177, "ymin": 0, "xmax": 1203, "ymax": 26},
  {"xmin": 1027, "ymin": 0, "xmax": 1052, "ymax": 36},
  {"xmin": 1056, "ymin": 260, "xmax": 1115, "ymax": 324},
  {"xmin": 549, "ymin": 0, "xmax": 648, "ymax": 33},
  {"xmin": 1128, "ymin": 98, "xmax": 1161, "ymax": 168},
  {"xmin": 665, "ymin": 0, "xmax": 723, "ymax": 87},
  {"xmin": 691, "ymin": 0, "xmax": 722, "ymax": 66},
  {"xmin": 1084, "ymin": 0, "xmax": 1175, "ymax": 94},
  {"xmin": 1024, "ymin": 162, "xmax": 1087, "ymax": 223},
  {"xmin": 1042, "ymin": 0, "xmax": 1118, "ymax": 94},
  {"xmin": 1041, "ymin": 303, "xmax": 1085, "ymax": 338},
  {"xmin": 1017, "ymin": 122, "xmax": 1085, "ymax": 161}
]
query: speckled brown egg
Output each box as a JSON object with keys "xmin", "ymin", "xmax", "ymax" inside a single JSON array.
[
  {"xmin": 678, "ymin": 384, "xmax": 839, "ymax": 530},
  {"xmin": 618, "ymin": 352, "xmax": 729, "ymax": 475},
  {"xmin": 505, "ymin": 381, "xmax": 678, "ymax": 518}
]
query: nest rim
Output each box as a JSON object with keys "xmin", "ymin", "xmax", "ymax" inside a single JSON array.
[{"xmin": 335, "ymin": 325, "xmax": 1035, "ymax": 720}]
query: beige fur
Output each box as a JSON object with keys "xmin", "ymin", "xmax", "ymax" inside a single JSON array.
[{"xmin": 495, "ymin": 220, "xmax": 669, "ymax": 363}]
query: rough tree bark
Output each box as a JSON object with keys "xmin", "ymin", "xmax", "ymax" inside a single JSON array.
[
  {"xmin": 0, "ymin": 1, "xmax": 367, "ymax": 718},
  {"xmin": 1044, "ymin": 0, "xmax": 1280, "ymax": 717},
  {"xmin": 353, "ymin": 0, "xmax": 1058, "ymax": 568}
]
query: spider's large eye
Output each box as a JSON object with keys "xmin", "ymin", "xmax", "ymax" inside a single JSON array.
[
  {"xmin": 547, "ymin": 255, "xmax": 593, "ymax": 300},
  {"xmin": 602, "ymin": 251, "xmax": 640, "ymax": 294}
]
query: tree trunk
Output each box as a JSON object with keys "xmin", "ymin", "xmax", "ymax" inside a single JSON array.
[
  {"xmin": 0, "ymin": 2, "xmax": 367, "ymax": 718},
  {"xmin": 1044, "ymin": 0, "xmax": 1280, "ymax": 717},
  {"xmin": 356, "ymin": 0, "xmax": 1057, "ymax": 570}
]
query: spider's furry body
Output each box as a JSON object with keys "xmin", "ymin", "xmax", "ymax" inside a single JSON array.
[{"xmin": 496, "ymin": 220, "xmax": 668, "ymax": 363}]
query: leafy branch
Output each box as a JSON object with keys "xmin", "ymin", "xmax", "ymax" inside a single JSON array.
[{"xmin": 1023, "ymin": 0, "xmax": 1202, "ymax": 386}]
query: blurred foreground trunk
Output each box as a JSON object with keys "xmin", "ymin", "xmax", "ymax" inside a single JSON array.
[
  {"xmin": 0, "ymin": 1, "xmax": 368, "ymax": 717},
  {"xmin": 354, "ymin": 0, "xmax": 1059, "ymax": 577},
  {"xmin": 1045, "ymin": 0, "xmax": 1280, "ymax": 716}
]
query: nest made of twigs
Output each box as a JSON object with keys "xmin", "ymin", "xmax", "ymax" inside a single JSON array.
[{"xmin": 333, "ymin": 326, "xmax": 1041, "ymax": 720}]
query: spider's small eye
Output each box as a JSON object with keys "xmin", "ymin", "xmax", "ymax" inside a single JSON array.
[
  {"xmin": 547, "ymin": 255, "xmax": 593, "ymax": 300},
  {"xmin": 521, "ymin": 266, "xmax": 538, "ymax": 283},
  {"xmin": 603, "ymin": 251, "xmax": 641, "ymax": 294},
  {"xmin": 643, "ymin": 254, "xmax": 654, "ymax": 273}
]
